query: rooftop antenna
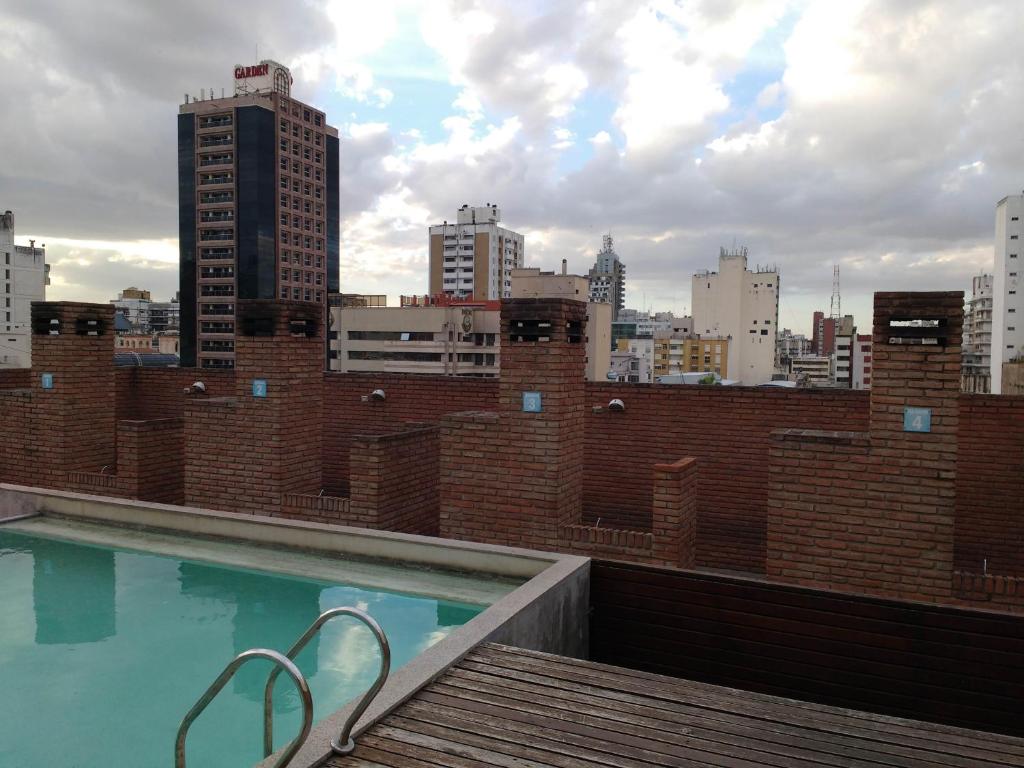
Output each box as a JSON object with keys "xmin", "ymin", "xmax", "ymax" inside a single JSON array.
[{"xmin": 829, "ymin": 264, "xmax": 841, "ymax": 320}]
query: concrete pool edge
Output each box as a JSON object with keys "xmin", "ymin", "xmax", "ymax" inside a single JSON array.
[
  {"xmin": 0, "ymin": 484, "xmax": 591, "ymax": 768},
  {"xmin": 0, "ymin": 484, "xmax": 561, "ymax": 579}
]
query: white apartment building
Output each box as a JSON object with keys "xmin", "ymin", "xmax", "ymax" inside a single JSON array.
[
  {"xmin": 428, "ymin": 204, "xmax": 524, "ymax": 300},
  {"xmin": 833, "ymin": 315, "xmax": 856, "ymax": 387},
  {"xmin": 963, "ymin": 273, "xmax": 993, "ymax": 393},
  {"xmin": 614, "ymin": 337, "xmax": 655, "ymax": 383},
  {"xmin": 692, "ymin": 247, "xmax": 779, "ymax": 385},
  {"xmin": 991, "ymin": 194, "xmax": 1024, "ymax": 393},
  {"xmin": 851, "ymin": 334, "xmax": 873, "ymax": 390},
  {"xmin": 1, "ymin": 210, "xmax": 49, "ymax": 368}
]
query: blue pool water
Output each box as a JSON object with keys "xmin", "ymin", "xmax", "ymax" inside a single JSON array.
[{"xmin": 0, "ymin": 524, "xmax": 490, "ymax": 767}]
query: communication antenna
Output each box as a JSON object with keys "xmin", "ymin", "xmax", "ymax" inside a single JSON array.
[{"xmin": 829, "ymin": 264, "xmax": 841, "ymax": 320}]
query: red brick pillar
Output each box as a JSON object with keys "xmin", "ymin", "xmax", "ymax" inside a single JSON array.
[
  {"xmin": 651, "ymin": 457, "xmax": 698, "ymax": 568},
  {"xmin": 29, "ymin": 302, "xmax": 115, "ymax": 487},
  {"xmin": 439, "ymin": 298, "xmax": 587, "ymax": 549},
  {"xmin": 866, "ymin": 292, "xmax": 962, "ymax": 599},
  {"xmin": 184, "ymin": 301, "xmax": 323, "ymax": 515},
  {"xmin": 766, "ymin": 292, "xmax": 963, "ymax": 602}
]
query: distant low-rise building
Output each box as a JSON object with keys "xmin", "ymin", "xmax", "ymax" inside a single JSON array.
[
  {"xmin": 790, "ymin": 355, "xmax": 832, "ymax": 387},
  {"xmin": 0, "ymin": 210, "xmax": 49, "ymax": 368},
  {"xmin": 652, "ymin": 333, "xmax": 729, "ymax": 379},
  {"xmin": 615, "ymin": 338, "xmax": 655, "ymax": 383}
]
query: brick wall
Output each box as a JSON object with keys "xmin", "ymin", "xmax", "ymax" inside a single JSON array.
[
  {"xmin": 767, "ymin": 292, "xmax": 964, "ymax": 604},
  {"xmin": 0, "ymin": 368, "xmax": 31, "ymax": 389},
  {"xmin": 280, "ymin": 492, "xmax": 352, "ymax": 525},
  {"xmin": 584, "ymin": 384, "xmax": 870, "ymax": 572},
  {"xmin": 321, "ymin": 373, "xmax": 497, "ymax": 494},
  {"xmin": 440, "ymin": 299, "xmax": 587, "ymax": 550},
  {"xmin": 185, "ymin": 301, "xmax": 324, "ymax": 516},
  {"xmin": 956, "ymin": 394, "xmax": 1024, "ymax": 576},
  {"xmin": 349, "ymin": 425, "xmax": 439, "ymax": 535},
  {"xmin": 30, "ymin": 302, "xmax": 116, "ymax": 487},
  {"xmin": 115, "ymin": 367, "xmax": 235, "ymax": 421},
  {"xmin": 117, "ymin": 418, "xmax": 185, "ymax": 504}
]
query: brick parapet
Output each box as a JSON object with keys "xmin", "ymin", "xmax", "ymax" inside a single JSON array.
[
  {"xmin": 652, "ymin": 456, "xmax": 698, "ymax": 568},
  {"xmin": 29, "ymin": 302, "xmax": 116, "ymax": 486},
  {"xmin": 767, "ymin": 292, "xmax": 963, "ymax": 604},
  {"xmin": 952, "ymin": 571, "xmax": 1024, "ymax": 613},
  {"xmin": 116, "ymin": 418, "xmax": 185, "ymax": 504},
  {"xmin": 349, "ymin": 425, "xmax": 440, "ymax": 535}
]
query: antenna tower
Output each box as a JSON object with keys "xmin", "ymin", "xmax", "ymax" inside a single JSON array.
[{"xmin": 829, "ymin": 264, "xmax": 841, "ymax": 320}]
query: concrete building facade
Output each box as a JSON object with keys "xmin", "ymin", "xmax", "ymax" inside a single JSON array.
[
  {"xmin": 692, "ymin": 247, "xmax": 779, "ymax": 385},
  {"xmin": 0, "ymin": 210, "xmax": 49, "ymax": 368},
  {"xmin": 963, "ymin": 273, "xmax": 993, "ymax": 393},
  {"xmin": 851, "ymin": 333, "xmax": 872, "ymax": 390},
  {"xmin": 652, "ymin": 334, "xmax": 729, "ymax": 379},
  {"xmin": 991, "ymin": 193, "xmax": 1024, "ymax": 393},
  {"xmin": 789, "ymin": 355, "xmax": 832, "ymax": 387},
  {"xmin": 588, "ymin": 234, "xmax": 626, "ymax": 320},
  {"xmin": 178, "ymin": 60, "xmax": 340, "ymax": 369},
  {"xmin": 428, "ymin": 205, "xmax": 524, "ymax": 300},
  {"xmin": 330, "ymin": 299, "xmax": 501, "ymax": 378}
]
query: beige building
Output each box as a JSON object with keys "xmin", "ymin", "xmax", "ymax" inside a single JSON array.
[
  {"xmin": 330, "ymin": 300, "xmax": 501, "ymax": 377},
  {"xmin": 510, "ymin": 265, "xmax": 611, "ymax": 381},
  {"xmin": 692, "ymin": 246, "xmax": 780, "ymax": 385},
  {"xmin": 428, "ymin": 205, "xmax": 524, "ymax": 300},
  {"xmin": 330, "ymin": 274, "xmax": 610, "ymax": 380},
  {"xmin": 790, "ymin": 355, "xmax": 832, "ymax": 387},
  {"xmin": 652, "ymin": 334, "xmax": 729, "ymax": 379}
]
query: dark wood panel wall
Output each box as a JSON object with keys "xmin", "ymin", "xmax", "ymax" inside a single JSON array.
[{"xmin": 590, "ymin": 560, "xmax": 1024, "ymax": 736}]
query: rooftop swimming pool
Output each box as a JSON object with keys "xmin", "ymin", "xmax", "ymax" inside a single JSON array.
[{"xmin": 0, "ymin": 516, "xmax": 521, "ymax": 768}]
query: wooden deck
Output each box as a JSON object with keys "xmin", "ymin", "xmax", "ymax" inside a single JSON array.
[{"xmin": 326, "ymin": 643, "xmax": 1024, "ymax": 768}]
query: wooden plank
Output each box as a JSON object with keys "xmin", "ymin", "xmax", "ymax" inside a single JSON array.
[
  {"xmin": 416, "ymin": 680, "xmax": 948, "ymax": 768},
  {"xmin": 589, "ymin": 575, "xmax": 1024, "ymax": 672},
  {"xmin": 434, "ymin": 668, "xmax": 999, "ymax": 768},
  {"xmin": 393, "ymin": 705, "xmax": 781, "ymax": 768},
  {"xmin": 448, "ymin": 660, "xmax": 1012, "ymax": 768},
  {"xmin": 591, "ymin": 562, "xmax": 1024, "ymax": 639},
  {"xmin": 468, "ymin": 646, "xmax": 1024, "ymax": 762}
]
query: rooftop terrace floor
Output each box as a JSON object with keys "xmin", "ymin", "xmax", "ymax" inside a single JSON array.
[{"xmin": 328, "ymin": 643, "xmax": 1024, "ymax": 768}]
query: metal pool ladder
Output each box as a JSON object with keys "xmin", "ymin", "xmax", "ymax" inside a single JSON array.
[
  {"xmin": 174, "ymin": 607, "xmax": 390, "ymax": 768},
  {"xmin": 264, "ymin": 606, "xmax": 391, "ymax": 758},
  {"xmin": 175, "ymin": 648, "xmax": 312, "ymax": 768}
]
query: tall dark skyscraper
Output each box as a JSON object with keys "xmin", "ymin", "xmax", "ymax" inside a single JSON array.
[{"xmin": 178, "ymin": 60, "xmax": 339, "ymax": 368}]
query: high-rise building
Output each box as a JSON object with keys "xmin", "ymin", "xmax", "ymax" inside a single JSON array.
[
  {"xmin": 178, "ymin": 60, "xmax": 339, "ymax": 369},
  {"xmin": 428, "ymin": 205, "xmax": 524, "ymax": 300},
  {"xmin": 777, "ymin": 328, "xmax": 811, "ymax": 370},
  {"xmin": 0, "ymin": 210, "xmax": 49, "ymax": 368},
  {"xmin": 963, "ymin": 273, "xmax": 993, "ymax": 393},
  {"xmin": 991, "ymin": 193, "xmax": 1022, "ymax": 393},
  {"xmin": 111, "ymin": 287, "xmax": 152, "ymax": 332},
  {"xmin": 587, "ymin": 234, "xmax": 625, "ymax": 320},
  {"xmin": 691, "ymin": 247, "xmax": 779, "ymax": 385}
]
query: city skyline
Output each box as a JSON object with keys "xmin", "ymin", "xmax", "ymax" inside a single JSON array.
[{"xmin": 3, "ymin": 1, "xmax": 1023, "ymax": 334}]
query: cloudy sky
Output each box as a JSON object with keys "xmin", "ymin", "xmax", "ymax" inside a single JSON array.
[{"xmin": 2, "ymin": 0, "xmax": 1022, "ymax": 333}]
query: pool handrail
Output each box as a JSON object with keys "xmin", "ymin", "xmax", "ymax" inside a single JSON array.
[
  {"xmin": 176, "ymin": 648, "xmax": 312, "ymax": 768},
  {"xmin": 263, "ymin": 606, "xmax": 391, "ymax": 759}
]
